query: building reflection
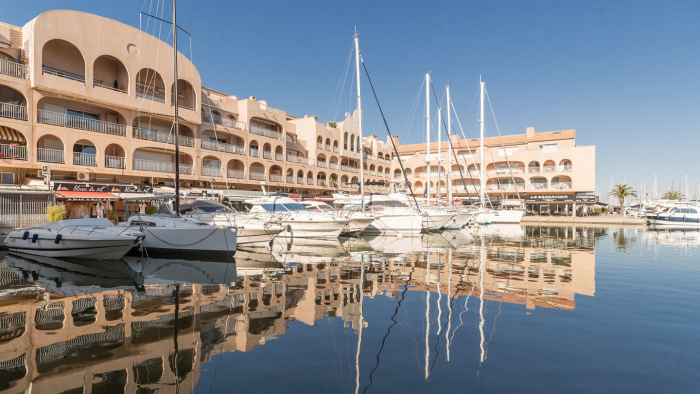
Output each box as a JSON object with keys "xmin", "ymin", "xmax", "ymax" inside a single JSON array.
[{"xmin": 0, "ymin": 226, "xmax": 601, "ymax": 393}]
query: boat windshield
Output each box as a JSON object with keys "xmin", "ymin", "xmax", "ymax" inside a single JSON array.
[
  {"xmin": 259, "ymin": 203, "xmax": 308, "ymax": 212},
  {"xmin": 181, "ymin": 200, "xmax": 232, "ymax": 214}
]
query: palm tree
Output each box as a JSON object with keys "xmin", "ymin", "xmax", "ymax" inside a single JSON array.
[
  {"xmin": 662, "ymin": 190, "xmax": 685, "ymax": 200},
  {"xmin": 608, "ymin": 184, "xmax": 637, "ymax": 216}
]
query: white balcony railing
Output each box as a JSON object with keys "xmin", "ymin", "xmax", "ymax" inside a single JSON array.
[
  {"xmin": 133, "ymin": 127, "xmax": 194, "ymax": 147},
  {"xmin": 286, "ymin": 154, "xmax": 313, "ymax": 165},
  {"xmin": 133, "ymin": 159, "xmax": 193, "ymax": 175},
  {"xmin": 38, "ymin": 109, "xmax": 126, "ymax": 136},
  {"xmin": 297, "ymin": 177, "xmax": 304, "ymax": 184},
  {"xmin": 528, "ymin": 167, "xmax": 541, "ymax": 173},
  {"xmin": 227, "ymin": 169, "xmax": 245, "ymax": 179},
  {"xmin": 530, "ymin": 183, "xmax": 548, "ymax": 190},
  {"xmin": 317, "ymin": 161, "xmax": 327, "ymax": 168},
  {"xmin": 269, "ymin": 174, "xmax": 283, "ymax": 182},
  {"xmin": 317, "ymin": 142, "xmax": 323, "ymax": 149},
  {"xmin": 249, "ymin": 171, "xmax": 265, "ymax": 181},
  {"xmin": 325, "ymin": 144, "xmax": 331, "ymax": 151},
  {"xmin": 0, "ymin": 102, "xmax": 28, "ymax": 121},
  {"xmin": 201, "ymin": 140, "xmax": 245, "ymax": 155},
  {"xmin": 0, "ymin": 59, "xmax": 28, "ymax": 79},
  {"xmin": 369, "ymin": 171, "xmax": 377, "ymax": 176},
  {"xmin": 287, "ymin": 176, "xmax": 294, "ymax": 183},
  {"xmin": 105, "ymin": 155, "xmax": 125, "ymax": 169},
  {"xmin": 551, "ymin": 182, "xmax": 572, "ymax": 190},
  {"xmin": 258, "ymin": 103, "xmax": 278, "ymax": 114},
  {"xmin": 43, "ymin": 66, "xmax": 85, "ymax": 83},
  {"xmin": 317, "ymin": 179, "xmax": 326, "ymax": 186},
  {"xmin": 329, "ymin": 163, "xmax": 338, "ymax": 170},
  {"xmin": 333, "ymin": 146, "xmax": 339, "ymax": 153},
  {"xmin": 73, "ymin": 152, "xmax": 97, "ymax": 167},
  {"xmin": 543, "ymin": 166, "xmax": 556, "ymax": 172},
  {"xmin": 250, "ymin": 123, "xmax": 283, "ymax": 140},
  {"xmin": 136, "ymin": 82, "xmax": 166, "ymax": 103},
  {"xmin": 307, "ymin": 179, "xmax": 314, "ymax": 185},
  {"xmin": 263, "ymin": 151, "xmax": 272, "ymax": 160},
  {"xmin": 37, "ymin": 148, "xmax": 64, "ymax": 164},
  {"xmin": 0, "ymin": 144, "xmax": 27, "ymax": 160},
  {"xmin": 341, "ymin": 165, "xmax": 359, "ymax": 173},
  {"xmin": 202, "ymin": 166, "xmax": 222, "ymax": 177},
  {"xmin": 275, "ymin": 153, "xmax": 284, "ymax": 161},
  {"xmin": 559, "ymin": 165, "xmax": 573, "ymax": 172},
  {"xmin": 201, "ymin": 113, "xmax": 246, "ymax": 130},
  {"xmin": 249, "ymin": 147, "xmax": 260, "ymax": 158}
]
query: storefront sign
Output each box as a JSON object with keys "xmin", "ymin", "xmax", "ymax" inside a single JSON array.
[
  {"xmin": 54, "ymin": 183, "xmax": 153, "ymax": 194},
  {"xmin": 524, "ymin": 193, "xmax": 573, "ymax": 202},
  {"xmin": 575, "ymin": 194, "xmax": 599, "ymax": 203}
]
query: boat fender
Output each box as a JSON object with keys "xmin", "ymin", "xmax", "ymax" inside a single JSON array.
[
  {"xmin": 31, "ymin": 233, "xmax": 38, "ymax": 243},
  {"xmin": 22, "ymin": 231, "xmax": 29, "ymax": 240},
  {"xmin": 54, "ymin": 234, "xmax": 62, "ymax": 244},
  {"xmin": 286, "ymin": 225, "xmax": 292, "ymax": 233}
]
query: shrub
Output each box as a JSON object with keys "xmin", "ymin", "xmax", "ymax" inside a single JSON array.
[
  {"xmin": 146, "ymin": 205, "xmax": 158, "ymax": 215},
  {"xmin": 104, "ymin": 209, "xmax": 116, "ymax": 220},
  {"xmin": 327, "ymin": 121, "xmax": 337, "ymax": 128},
  {"xmin": 47, "ymin": 205, "xmax": 67, "ymax": 222}
]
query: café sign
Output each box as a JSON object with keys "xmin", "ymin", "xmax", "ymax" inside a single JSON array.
[
  {"xmin": 524, "ymin": 193, "xmax": 573, "ymax": 202},
  {"xmin": 54, "ymin": 183, "xmax": 153, "ymax": 194}
]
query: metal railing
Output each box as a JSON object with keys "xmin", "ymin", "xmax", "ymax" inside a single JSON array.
[
  {"xmin": 287, "ymin": 176, "xmax": 294, "ymax": 183},
  {"xmin": 136, "ymin": 82, "xmax": 166, "ymax": 103},
  {"xmin": 297, "ymin": 177, "xmax": 304, "ymax": 184},
  {"xmin": 0, "ymin": 144, "xmax": 27, "ymax": 160},
  {"xmin": 249, "ymin": 147, "xmax": 260, "ymax": 157},
  {"xmin": 307, "ymin": 178, "xmax": 314, "ymax": 185},
  {"xmin": 551, "ymin": 182, "xmax": 572, "ymax": 190},
  {"xmin": 317, "ymin": 142, "xmax": 323, "ymax": 149},
  {"xmin": 0, "ymin": 59, "xmax": 28, "ymax": 79},
  {"xmin": 0, "ymin": 102, "xmax": 28, "ymax": 121},
  {"xmin": 269, "ymin": 174, "xmax": 283, "ymax": 182},
  {"xmin": 317, "ymin": 161, "xmax": 327, "ymax": 168},
  {"xmin": 249, "ymin": 171, "xmax": 265, "ymax": 181},
  {"xmin": 530, "ymin": 182, "xmax": 548, "ymax": 190},
  {"xmin": 202, "ymin": 166, "xmax": 222, "ymax": 177},
  {"xmin": 329, "ymin": 163, "xmax": 338, "ymax": 170},
  {"xmin": 528, "ymin": 167, "xmax": 541, "ymax": 173},
  {"xmin": 37, "ymin": 148, "xmax": 64, "ymax": 164},
  {"xmin": 170, "ymin": 93, "xmax": 196, "ymax": 110},
  {"xmin": 133, "ymin": 159, "xmax": 193, "ymax": 174},
  {"xmin": 73, "ymin": 152, "xmax": 97, "ymax": 167},
  {"xmin": 487, "ymin": 183, "xmax": 524, "ymax": 191},
  {"xmin": 133, "ymin": 127, "xmax": 194, "ymax": 147},
  {"xmin": 543, "ymin": 166, "xmax": 556, "ymax": 172},
  {"xmin": 258, "ymin": 103, "xmax": 278, "ymax": 113},
  {"xmin": 250, "ymin": 123, "xmax": 283, "ymax": 140},
  {"xmin": 341, "ymin": 165, "xmax": 359, "ymax": 173},
  {"xmin": 333, "ymin": 146, "xmax": 339, "ymax": 153},
  {"xmin": 201, "ymin": 113, "xmax": 246, "ymax": 130},
  {"xmin": 317, "ymin": 179, "xmax": 326, "ymax": 186},
  {"xmin": 201, "ymin": 140, "xmax": 245, "ymax": 155},
  {"xmin": 227, "ymin": 169, "xmax": 245, "ymax": 179},
  {"xmin": 325, "ymin": 144, "xmax": 331, "ymax": 151},
  {"xmin": 105, "ymin": 155, "xmax": 125, "ymax": 169},
  {"xmin": 369, "ymin": 171, "xmax": 376, "ymax": 176},
  {"xmin": 275, "ymin": 153, "xmax": 284, "ymax": 161},
  {"xmin": 559, "ymin": 165, "xmax": 573, "ymax": 172},
  {"xmin": 43, "ymin": 66, "xmax": 85, "ymax": 83},
  {"xmin": 38, "ymin": 109, "xmax": 126, "ymax": 136},
  {"xmin": 93, "ymin": 80, "xmax": 127, "ymax": 94},
  {"xmin": 488, "ymin": 168, "xmax": 525, "ymax": 176},
  {"xmin": 263, "ymin": 151, "xmax": 272, "ymax": 160},
  {"xmin": 286, "ymin": 154, "xmax": 313, "ymax": 165}
]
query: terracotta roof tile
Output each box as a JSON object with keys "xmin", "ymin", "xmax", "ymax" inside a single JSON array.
[{"xmin": 396, "ymin": 129, "xmax": 576, "ymax": 154}]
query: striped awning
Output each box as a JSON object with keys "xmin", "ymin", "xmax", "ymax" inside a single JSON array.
[{"xmin": 0, "ymin": 126, "xmax": 25, "ymax": 143}]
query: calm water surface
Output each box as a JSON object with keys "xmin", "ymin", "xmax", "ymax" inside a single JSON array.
[{"xmin": 0, "ymin": 225, "xmax": 698, "ymax": 393}]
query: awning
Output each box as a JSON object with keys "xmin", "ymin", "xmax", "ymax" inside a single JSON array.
[
  {"xmin": 56, "ymin": 191, "xmax": 118, "ymax": 201},
  {"xmin": 113, "ymin": 192, "xmax": 172, "ymax": 202},
  {"xmin": 0, "ymin": 126, "xmax": 26, "ymax": 143}
]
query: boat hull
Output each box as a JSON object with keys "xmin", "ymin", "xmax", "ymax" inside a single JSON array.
[
  {"xmin": 647, "ymin": 215, "xmax": 700, "ymax": 227},
  {"xmin": 4, "ymin": 233, "xmax": 137, "ymax": 260},
  {"xmin": 443, "ymin": 213, "xmax": 473, "ymax": 230},
  {"xmin": 474, "ymin": 210, "xmax": 525, "ymax": 224},
  {"xmin": 364, "ymin": 214, "xmax": 423, "ymax": 235},
  {"xmin": 281, "ymin": 219, "xmax": 348, "ymax": 238},
  {"xmin": 138, "ymin": 226, "xmax": 237, "ymax": 259}
]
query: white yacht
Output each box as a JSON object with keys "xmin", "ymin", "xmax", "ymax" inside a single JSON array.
[
  {"xmin": 300, "ymin": 200, "xmax": 375, "ymax": 235},
  {"xmin": 334, "ymin": 193, "xmax": 424, "ymax": 235},
  {"xmin": 119, "ymin": 215, "xmax": 237, "ymax": 260},
  {"xmin": 177, "ymin": 199, "xmax": 285, "ymax": 245},
  {"xmin": 647, "ymin": 206, "xmax": 700, "ymax": 227},
  {"xmin": 246, "ymin": 195, "xmax": 349, "ymax": 238},
  {"xmin": 387, "ymin": 193, "xmax": 456, "ymax": 231},
  {"xmin": 3, "ymin": 218, "xmax": 143, "ymax": 260},
  {"xmin": 473, "ymin": 207, "xmax": 526, "ymax": 224}
]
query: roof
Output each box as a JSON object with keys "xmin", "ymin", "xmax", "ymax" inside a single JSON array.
[{"xmin": 396, "ymin": 129, "xmax": 576, "ymax": 154}]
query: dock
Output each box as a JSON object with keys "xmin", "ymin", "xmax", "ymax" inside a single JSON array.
[{"xmin": 522, "ymin": 215, "xmax": 646, "ymax": 226}]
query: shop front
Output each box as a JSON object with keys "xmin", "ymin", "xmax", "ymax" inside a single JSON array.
[
  {"xmin": 53, "ymin": 183, "xmax": 164, "ymax": 221},
  {"xmin": 523, "ymin": 193, "xmax": 599, "ymax": 216}
]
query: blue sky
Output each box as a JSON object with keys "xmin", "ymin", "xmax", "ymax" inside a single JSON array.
[{"xmin": 4, "ymin": 0, "xmax": 699, "ymax": 200}]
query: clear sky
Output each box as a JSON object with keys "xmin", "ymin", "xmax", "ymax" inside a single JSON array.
[{"xmin": 4, "ymin": 0, "xmax": 699, "ymax": 200}]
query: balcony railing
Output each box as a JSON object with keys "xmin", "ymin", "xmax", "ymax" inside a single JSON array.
[
  {"xmin": 333, "ymin": 146, "xmax": 339, "ymax": 153},
  {"xmin": 488, "ymin": 168, "xmax": 524, "ymax": 176},
  {"xmin": 202, "ymin": 166, "xmax": 222, "ymax": 177},
  {"xmin": 369, "ymin": 171, "xmax": 377, "ymax": 176},
  {"xmin": 227, "ymin": 169, "xmax": 245, "ymax": 179},
  {"xmin": 317, "ymin": 179, "xmax": 326, "ymax": 186},
  {"xmin": 287, "ymin": 176, "xmax": 294, "ymax": 183},
  {"xmin": 325, "ymin": 144, "xmax": 331, "ymax": 151},
  {"xmin": 105, "ymin": 155, "xmax": 125, "ymax": 169},
  {"xmin": 317, "ymin": 161, "xmax": 327, "ymax": 168},
  {"xmin": 263, "ymin": 151, "xmax": 272, "ymax": 160},
  {"xmin": 249, "ymin": 148, "xmax": 260, "ymax": 158},
  {"xmin": 297, "ymin": 177, "xmax": 304, "ymax": 184},
  {"xmin": 270, "ymin": 174, "xmax": 283, "ymax": 182},
  {"xmin": 307, "ymin": 179, "xmax": 314, "ymax": 185},
  {"xmin": 73, "ymin": 152, "xmax": 97, "ymax": 167},
  {"xmin": 249, "ymin": 171, "xmax": 265, "ymax": 181},
  {"xmin": 0, "ymin": 144, "xmax": 27, "ymax": 160},
  {"xmin": 38, "ymin": 109, "xmax": 126, "ymax": 136},
  {"xmin": 487, "ymin": 184, "xmax": 524, "ymax": 191},
  {"xmin": 275, "ymin": 153, "xmax": 284, "ymax": 161},
  {"xmin": 286, "ymin": 138, "xmax": 302, "ymax": 150},
  {"xmin": 530, "ymin": 183, "xmax": 548, "ymax": 190},
  {"xmin": 93, "ymin": 80, "xmax": 127, "ymax": 94},
  {"xmin": 37, "ymin": 148, "xmax": 64, "ymax": 164},
  {"xmin": 250, "ymin": 123, "xmax": 283, "ymax": 140},
  {"xmin": 133, "ymin": 158, "xmax": 193, "ymax": 175},
  {"xmin": 0, "ymin": 59, "xmax": 28, "ymax": 79},
  {"xmin": 559, "ymin": 165, "xmax": 573, "ymax": 172},
  {"xmin": 170, "ymin": 94, "xmax": 195, "ymax": 110},
  {"xmin": 317, "ymin": 142, "xmax": 323, "ymax": 149},
  {"xmin": 286, "ymin": 154, "xmax": 313, "ymax": 165},
  {"xmin": 201, "ymin": 113, "xmax": 246, "ymax": 130},
  {"xmin": 43, "ymin": 66, "xmax": 85, "ymax": 83},
  {"xmin": 133, "ymin": 127, "xmax": 194, "ymax": 147},
  {"xmin": 201, "ymin": 140, "xmax": 245, "ymax": 155},
  {"xmin": 136, "ymin": 82, "xmax": 166, "ymax": 103},
  {"xmin": 551, "ymin": 182, "xmax": 572, "ymax": 190},
  {"xmin": 543, "ymin": 166, "xmax": 556, "ymax": 172},
  {"xmin": 329, "ymin": 163, "xmax": 338, "ymax": 170},
  {"xmin": 0, "ymin": 102, "xmax": 28, "ymax": 121},
  {"xmin": 258, "ymin": 103, "xmax": 278, "ymax": 114},
  {"xmin": 341, "ymin": 165, "xmax": 359, "ymax": 173}
]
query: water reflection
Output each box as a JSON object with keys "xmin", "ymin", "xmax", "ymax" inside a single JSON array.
[{"xmin": 0, "ymin": 225, "xmax": 617, "ymax": 393}]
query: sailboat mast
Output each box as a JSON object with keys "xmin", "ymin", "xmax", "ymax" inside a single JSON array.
[
  {"xmin": 437, "ymin": 98, "xmax": 442, "ymax": 200},
  {"xmin": 354, "ymin": 31, "xmax": 365, "ymax": 209},
  {"xmin": 447, "ymin": 85, "xmax": 452, "ymax": 204},
  {"xmin": 172, "ymin": 0, "xmax": 181, "ymax": 215},
  {"xmin": 355, "ymin": 255, "xmax": 364, "ymax": 394},
  {"xmin": 479, "ymin": 78, "xmax": 486, "ymax": 207},
  {"xmin": 426, "ymin": 73, "xmax": 431, "ymax": 201}
]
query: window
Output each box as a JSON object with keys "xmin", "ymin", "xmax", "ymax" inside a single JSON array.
[
  {"xmin": 207, "ymin": 136, "xmax": 227, "ymax": 144},
  {"xmin": 0, "ymin": 172, "xmax": 14, "ymax": 184},
  {"xmin": 688, "ymin": 209, "xmax": 698, "ymax": 214},
  {"xmin": 539, "ymin": 144, "xmax": 557, "ymax": 153},
  {"xmin": 497, "ymin": 147, "xmax": 517, "ymax": 156},
  {"xmin": 67, "ymin": 108, "xmax": 99, "ymax": 120},
  {"xmin": 74, "ymin": 144, "xmax": 96, "ymax": 154}
]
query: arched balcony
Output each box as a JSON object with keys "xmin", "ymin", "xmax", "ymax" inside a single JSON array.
[
  {"xmin": 286, "ymin": 168, "xmax": 294, "ymax": 183},
  {"xmin": 133, "ymin": 116, "xmax": 194, "ymax": 147},
  {"xmin": 317, "ymin": 153, "xmax": 327, "ymax": 168},
  {"xmin": 528, "ymin": 161, "xmax": 541, "ymax": 173},
  {"xmin": 93, "ymin": 55, "xmax": 128, "ymax": 93},
  {"xmin": 262, "ymin": 143, "xmax": 272, "ymax": 160},
  {"xmin": 543, "ymin": 160, "xmax": 556, "ymax": 172},
  {"xmin": 316, "ymin": 171, "xmax": 327, "ymax": 186},
  {"xmin": 325, "ymin": 138, "xmax": 331, "ymax": 151},
  {"xmin": 551, "ymin": 176, "xmax": 572, "ymax": 190},
  {"xmin": 269, "ymin": 165, "xmax": 283, "ymax": 182},
  {"xmin": 394, "ymin": 169, "xmax": 402, "ymax": 180},
  {"xmin": 249, "ymin": 140, "xmax": 260, "ymax": 158},
  {"xmin": 414, "ymin": 181, "xmax": 424, "ymax": 195},
  {"xmin": 329, "ymin": 173, "xmax": 339, "ymax": 188},
  {"xmin": 104, "ymin": 143, "xmax": 126, "ymax": 169},
  {"xmin": 297, "ymin": 170, "xmax": 304, "ymax": 185},
  {"xmin": 38, "ymin": 98, "xmax": 127, "ymax": 136},
  {"xmin": 453, "ymin": 179, "xmax": 480, "ymax": 193},
  {"xmin": 404, "ymin": 168, "xmax": 413, "ymax": 178},
  {"xmin": 275, "ymin": 145, "xmax": 284, "ymax": 161},
  {"xmin": 333, "ymin": 140, "xmax": 339, "ymax": 153},
  {"xmin": 0, "ymin": 126, "xmax": 27, "ymax": 161},
  {"xmin": 250, "ymin": 118, "xmax": 283, "ymax": 140},
  {"xmin": 529, "ymin": 176, "xmax": 548, "ymax": 190},
  {"xmin": 136, "ymin": 68, "xmax": 166, "ymax": 103},
  {"xmin": 343, "ymin": 132, "xmax": 349, "ymax": 150},
  {"xmin": 0, "ymin": 85, "xmax": 28, "ymax": 121},
  {"xmin": 306, "ymin": 171, "xmax": 314, "ymax": 185},
  {"xmin": 201, "ymin": 109, "xmax": 245, "ymax": 130},
  {"xmin": 559, "ymin": 159, "xmax": 572, "ymax": 172},
  {"xmin": 227, "ymin": 159, "xmax": 245, "ymax": 179},
  {"xmin": 202, "ymin": 156, "xmax": 222, "ymax": 177},
  {"xmin": 317, "ymin": 136, "xmax": 323, "ymax": 149},
  {"xmin": 486, "ymin": 177, "xmax": 525, "ymax": 191},
  {"xmin": 171, "ymin": 79, "xmax": 196, "ymax": 110},
  {"xmin": 329, "ymin": 156, "xmax": 339, "ymax": 170},
  {"xmin": 42, "ymin": 39, "xmax": 85, "ymax": 83},
  {"xmin": 486, "ymin": 161, "xmax": 525, "ymax": 176},
  {"xmin": 249, "ymin": 162, "xmax": 265, "ymax": 181},
  {"xmin": 341, "ymin": 175, "xmax": 349, "ymax": 189},
  {"xmin": 0, "ymin": 50, "xmax": 28, "ymax": 79},
  {"xmin": 37, "ymin": 135, "xmax": 64, "ymax": 164},
  {"xmin": 133, "ymin": 148, "xmax": 193, "ymax": 175},
  {"xmin": 201, "ymin": 130, "xmax": 245, "ymax": 155}
]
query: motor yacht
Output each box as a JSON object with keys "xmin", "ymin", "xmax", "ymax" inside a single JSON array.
[
  {"xmin": 3, "ymin": 218, "xmax": 143, "ymax": 260},
  {"xmin": 300, "ymin": 200, "xmax": 375, "ymax": 235},
  {"xmin": 119, "ymin": 214, "xmax": 237, "ymax": 260},
  {"xmin": 387, "ymin": 193, "xmax": 455, "ymax": 232},
  {"xmin": 647, "ymin": 206, "xmax": 700, "ymax": 227},
  {"xmin": 246, "ymin": 195, "xmax": 349, "ymax": 238}
]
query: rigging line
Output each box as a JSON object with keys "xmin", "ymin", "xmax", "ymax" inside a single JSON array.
[
  {"xmin": 327, "ymin": 43, "xmax": 354, "ymax": 123},
  {"xmin": 486, "ymin": 88, "xmax": 522, "ymax": 200},
  {"xmin": 400, "ymin": 78, "xmax": 425, "ymax": 145},
  {"xmin": 483, "ymin": 128, "xmax": 507, "ymax": 200},
  {"xmin": 359, "ymin": 56, "xmax": 421, "ymax": 212},
  {"xmin": 450, "ymin": 83, "xmax": 480, "ymax": 101}
]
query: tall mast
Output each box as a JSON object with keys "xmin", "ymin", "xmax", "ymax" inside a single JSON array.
[
  {"xmin": 479, "ymin": 77, "xmax": 486, "ymax": 207},
  {"xmin": 354, "ymin": 30, "xmax": 365, "ymax": 209},
  {"xmin": 447, "ymin": 85, "xmax": 452, "ymax": 204},
  {"xmin": 426, "ymin": 73, "xmax": 431, "ymax": 201},
  {"xmin": 437, "ymin": 96, "xmax": 442, "ymax": 200},
  {"xmin": 172, "ymin": 0, "xmax": 181, "ymax": 215},
  {"xmin": 424, "ymin": 254, "xmax": 431, "ymax": 380},
  {"xmin": 354, "ymin": 255, "xmax": 364, "ymax": 394}
]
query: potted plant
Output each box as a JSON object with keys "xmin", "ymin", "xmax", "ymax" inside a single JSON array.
[
  {"xmin": 327, "ymin": 121, "xmax": 337, "ymax": 128},
  {"xmin": 146, "ymin": 205, "xmax": 157, "ymax": 215},
  {"xmin": 105, "ymin": 209, "xmax": 117, "ymax": 223},
  {"xmin": 46, "ymin": 205, "xmax": 67, "ymax": 222}
]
